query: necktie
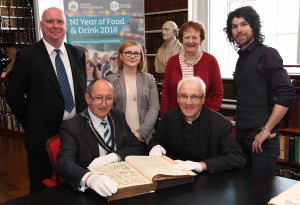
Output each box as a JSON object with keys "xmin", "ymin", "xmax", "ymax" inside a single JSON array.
[
  {"xmin": 54, "ymin": 49, "xmax": 75, "ymax": 113},
  {"xmin": 101, "ymin": 120, "xmax": 112, "ymax": 146}
]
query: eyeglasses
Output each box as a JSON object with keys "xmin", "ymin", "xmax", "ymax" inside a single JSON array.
[
  {"xmin": 123, "ymin": 51, "xmax": 142, "ymax": 57},
  {"xmin": 110, "ymin": 57, "xmax": 117, "ymax": 61},
  {"xmin": 89, "ymin": 95, "xmax": 114, "ymax": 104},
  {"xmin": 178, "ymin": 94, "xmax": 204, "ymax": 103}
]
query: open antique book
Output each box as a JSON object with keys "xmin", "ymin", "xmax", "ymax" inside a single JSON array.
[{"xmin": 88, "ymin": 155, "xmax": 197, "ymax": 202}]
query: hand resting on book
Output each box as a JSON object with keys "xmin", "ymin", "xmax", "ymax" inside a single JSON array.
[
  {"xmin": 174, "ymin": 160, "xmax": 203, "ymax": 173},
  {"xmin": 89, "ymin": 153, "xmax": 119, "ymax": 167},
  {"xmin": 86, "ymin": 174, "xmax": 118, "ymax": 197},
  {"xmin": 149, "ymin": 145, "xmax": 166, "ymax": 157}
]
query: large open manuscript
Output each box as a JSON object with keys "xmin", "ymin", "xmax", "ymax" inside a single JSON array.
[{"xmin": 88, "ymin": 156, "xmax": 196, "ymax": 202}]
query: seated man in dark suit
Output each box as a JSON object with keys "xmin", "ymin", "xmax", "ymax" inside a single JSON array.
[
  {"xmin": 56, "ymin": 78, "xmax": 146, "ymax": 197},
  {"xmin": 148, "ymin": 76, "xmax": 245, "ymax": 173}
]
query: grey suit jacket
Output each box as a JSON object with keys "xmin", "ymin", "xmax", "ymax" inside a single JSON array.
[
  {"xmin": 106, "ymin": 71, "xmax": 160, "ymax": 143},
  {"xmin": 6, "ymin": 39, "xmax": 87, "ymax": 152}
]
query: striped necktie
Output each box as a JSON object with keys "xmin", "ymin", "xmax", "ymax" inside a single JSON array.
[
  {"xmin": 101, "ymin": 120, "xmax": 112, "ymax": 146},
  {"xmin": 54, "ymin": 49, "xmax": 75, "ymax": 113}
]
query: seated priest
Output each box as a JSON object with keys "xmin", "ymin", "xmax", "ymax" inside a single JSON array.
[{"xmin": 148, "ymin": 76, "xmax": 245, "ymax": 173}]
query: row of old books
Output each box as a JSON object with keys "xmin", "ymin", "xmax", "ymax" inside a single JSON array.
[
  {"xmin": 1, "ymin": 17, "xmax": 25, "ymax": 29},
  {"xmin": 145, "ymin": 33, "xmax": 164, "ymax": 54},
  {"xmin": 222, "ymin": 80, "xmax": 236, "ymax": 100},
  {"xmin": 276, "ymin": 165, "xmax": 300, "ymax": 180},
  {"xmin": 279, "ymin": 134, "xmax": 300, "ymax": 163},
  {"xmin": 0, "ymin": 7, "xmax": 28, "ymax": 17},
  {"xmin": 145, "ymin": 12, "xmax": 188, "ymax": 31},
  {"xmin": 0, "ymin": 0, "xmax": 19, "ymax": 6},
  {"xmin": 0, "ymin": 111, "xmax": 23, "ymax": 132},
  {"xmin": 0, "ymin": 97, "xmax": 11, "ymax": 112},
  {"xmin": 145, "ymin": 0, "xmax": 187, "ymax": 13}
]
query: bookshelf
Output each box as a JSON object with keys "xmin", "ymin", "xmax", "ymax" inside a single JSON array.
[
  {"xmin": 0, "ymin": 0, "xmax": 35, "ymax": 47},
  {"xmin": 0, "ymin": 77, "xmax": 24, "ymax": 137},
  {"xmin": 144, "ymin": 0, "xmax": 188, "ymax": 83},
  {"xmin": 0, "ymin": 0, "xmax": 34, "ymax": 138},
  {"xmin": 277, "ymin": 75, "xmax": 300, "ymax": 179},
  {"xmin": 0, "ymin": 0, "xmax": 35, "ymax": 74}
]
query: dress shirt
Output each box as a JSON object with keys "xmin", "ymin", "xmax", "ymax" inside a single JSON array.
[{"xmin": 42, "ymin": 38, "xmax": 76, "ymax": 120}]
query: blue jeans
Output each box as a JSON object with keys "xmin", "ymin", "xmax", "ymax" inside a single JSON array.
[{"xmin": 236, "ymin": 130, "xmax": 279, "ymax": 175}]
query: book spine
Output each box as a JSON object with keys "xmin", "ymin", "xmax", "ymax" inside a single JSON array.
[
  {"xmin": 289, "ymin": 136, "xmax": 295, "ymax": 162},
  {"xmin": 279, "ymin": 134, "xmax": 285, "ymax": 160},
  {"xmin": 295, "ymin": 137, "xmax": 300, "ymax": 163},
  {"xmin": 284, "ymin": 135, "xmax": 290, "ymax": 161}
]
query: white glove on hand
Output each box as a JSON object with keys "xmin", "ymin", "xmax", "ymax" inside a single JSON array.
[
  {"xmin": 86, "ymin": 174, "xmax": 117, "ymax": 197},
  {"xmin": 89, "ymin": 153, "xmax": 119, "ymax": 167},
  {"xmin": 149, "ymin": 145, "xmax": 166, "ymax": 157},
  {"xmin": 174, "ymin": 160, "xmax": 203, "ymax": 173}
]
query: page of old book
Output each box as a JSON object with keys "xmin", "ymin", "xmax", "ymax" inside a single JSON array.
[
  {"xmin": 88, "ymin": 161, "xmax": 153, "ymax": 189},
  {"xmin": 268, "ymin": 181, "xmax": 300, "ymax": 205},
  {"xmin": 125, "ymin": 156, "xmax": 196, "ymax": 182}
]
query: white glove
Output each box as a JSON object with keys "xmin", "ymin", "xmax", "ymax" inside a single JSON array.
[
  {"xmin": 89, "ymin": 153, "xmax": 119, "ymax": 167},
  {"xmin": 174, "ymin": 160, "xmax": 203, "ymax": 173},
  {"xmin": 149, "ymin": 145, "xmax": 166, "ymax": 157},
  {"xmin": 86, "ymin": 174, "xmax": 117, "ymax": 197}
]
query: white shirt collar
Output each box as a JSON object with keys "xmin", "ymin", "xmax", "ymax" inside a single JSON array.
[
  {"xmin": 184, "ymin": 110, "xmax": 201, "ymax": 124},
  {"xmin": 42, "ymin": 38, "xmax": 66, "ymax": 55},
  {"xmin": 87, "ymin": 108, "xmax": 108, "ymax": 128}
]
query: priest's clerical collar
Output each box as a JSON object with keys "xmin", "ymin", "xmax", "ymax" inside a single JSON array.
[{"xmin": 184, "ymin": 110, "xmax": 201, "ymax": 124}]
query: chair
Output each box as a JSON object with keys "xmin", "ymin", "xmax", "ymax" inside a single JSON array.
[
  {"xmin": 42, "ymin": 134, "xmax": 65, "ymax": 188},
  {"xmin": 232, "ymin": 127, "xmax": 236, "ymax": 137}
]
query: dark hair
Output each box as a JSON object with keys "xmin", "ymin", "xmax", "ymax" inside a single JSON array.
[
  {"xmin": 86, "ymin": 60, "xmax": 99, "ymax": 79},
  {"xmin": 178, "ymin": 21, "xmax": 206, "ymax": 44},
  {"xmin": 224, "ymin": 6, "xmax": 264, "ymax": 50}
]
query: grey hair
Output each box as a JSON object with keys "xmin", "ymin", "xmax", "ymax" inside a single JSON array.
[{"xmin": 177, "ymin": 76, "xmax": 206, "ymax": 95}]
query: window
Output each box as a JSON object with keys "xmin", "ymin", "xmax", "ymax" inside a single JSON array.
[{"xmin": 206, "ymin": 0, "xmax": 300, "ymax": 78}]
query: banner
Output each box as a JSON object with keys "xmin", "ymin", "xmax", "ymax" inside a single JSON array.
[{"xmin": 63, "ymin": 0, "xmax": 144, "ymax": 67}]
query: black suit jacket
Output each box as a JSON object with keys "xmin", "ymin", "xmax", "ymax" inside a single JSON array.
[
  {"xmin": 6, "ymin": 40, "xmax": 87, "ymax": 153},
  {"xmin": 56, "ymin": 108, "xmax": 146, "ymax": 187}
]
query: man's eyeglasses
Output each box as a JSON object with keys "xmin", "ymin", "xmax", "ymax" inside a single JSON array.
[
  {"xmin": 89, "ymin": 95, "xmax": 114, "ymax": 104},
  {"xmin": 123, "ymin": 51, "xmax": 142, "ymax": 57},
  {"xmin": 178, "ymin": 94, "xmax": 204, "ymax": 103}
]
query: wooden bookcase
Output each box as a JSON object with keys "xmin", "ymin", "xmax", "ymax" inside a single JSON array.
[
  {"xmin": 0, "ymin": 0, "xmax": 34, "ymax": 138},
  {"xmin": 0, "ymin": 0, "xmax": 35, "ymax": 47},
  {"xmin": 278, "ymin": 75, "xmax": 300, "ymax": 176},
  {"xmin": 0, "ymin": 77, "xmax": 24, "ymax": 137},
  {"xmin": 144, "ymin": 0, "xmax": 188, "ymax": 83}
]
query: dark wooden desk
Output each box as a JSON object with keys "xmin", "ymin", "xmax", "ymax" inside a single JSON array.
[{"xmin": 2, "ymin": 169, "xmax": 297, "ymax": 205}]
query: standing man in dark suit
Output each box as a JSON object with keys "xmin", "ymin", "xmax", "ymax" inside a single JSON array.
[
  {"xmin": 5, "ymin": 7, "xmax": 87, "ymax": 193},
  {"xmin": 56, "ymin": 78, "xmax": 146, "ymax": 197}
]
